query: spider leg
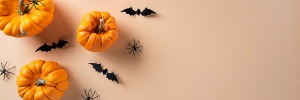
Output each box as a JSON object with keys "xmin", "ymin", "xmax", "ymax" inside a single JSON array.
[
  {"xmin": 95, "ymin": 94, "xmax": 100, "ymax": 98},
  {"xmin": 4, "ymin": 73, "xmax": 9, "ymax": 79},
  {"xmin": 133, "ymin": 39, "xmax": 137, "ymax": 46},
  {"xmin": 7, "ymin": 66, "xmax": 15, "ymax": 71},
  {"xmin": 28, "ymin": 4, "xmax": 34, "ymax": 11},
  {"xmin": 136, "ymin": 41, "xmax": 143, "ymax": 53},
  {"xmin": 7, "ymin": 72, "xmax": 15, "ymax": 74},
  {"xmin": 127, "ymin": 44, "xmax": 134, "ymax": 49},
  {"xmin": 128, "ymin": 43, "xmax": 133, "ymax": 47},
  {"xmin": 33, "ymin": 4, "xmax": 40, "ymax": 10},
  {"xmin": 88, "ymin": 89, "xmax": 92, "ymax": 97},
  {"xmin": 91, "ymin": 94, "xmax": 100, "ymax": 99},
  {"xmin": 136, "ymin": 45, "xmax": 143, "ymax": 49},
  {"xmin": 3, "ymin": 74, "xmax": 5, "ymax": 80},
  {"xmin": 91, "ymin": 91, "xmax": 100, "ymax": 99},
  {"xmin": 132, "ymin": 50, "xmax": 136, "ymax": 56},
  {"xmin": 133, "ymin": 48, "xmax": 139, "ymax": 53},
  {"xmin": 84, "ymin": 89, "xmax": 88, "ymax": 97},
  {"xmin": 129, "ymin": 49, "xmax": 134, "ymax": 54},
  {"xmin": 3, "ymin": 62, "xmax": 7, "ymax": 69},
  {"xmin": 137, "ymin": 48, "xmax": 142, "ymax": 52},
  {"xmin": 136, "ymin": 40, "xmax": 140, "ymax": 46},
  {"xmin": 137, "ymin": 41, "xmax": 143, "ymax": 48},
  {"xmin": 91, "ymin": 90, "xmax": 96, "ymax": 97},
  {"xmin": 81, "ymin": 95, "xmax": 87, "ymax": 99},
  {"xmin": 38, "ymin": 1, "xmax": 45, "ymax": 7}
]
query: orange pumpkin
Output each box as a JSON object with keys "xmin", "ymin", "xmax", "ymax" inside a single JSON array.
[
  {"xmin": 17, "ymin": 60, "xmax": 68, "ymax": 100},
  {"xmin": 77, "ymin": 11, "xmax": 118, "ymax": 52},
  {"xmin": 0, "ymin": 0, "xmax": 54, "ymax": 37}
]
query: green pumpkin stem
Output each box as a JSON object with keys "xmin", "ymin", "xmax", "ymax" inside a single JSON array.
[
  {"xmin": 18, "ymin": 0, "xmax": 45, "ymax": 15},
  {"xmin": 18, "ymin": 0, "xmax": 25, "ymax": 15},
  {"xmin": 96, "ymin": 19, "xmax": 105, "ymax": 34},
  {"xmin": 35, "ymin": 78, "xmax": 46, "ymax": 86}
]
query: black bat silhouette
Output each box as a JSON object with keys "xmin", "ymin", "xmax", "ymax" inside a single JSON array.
[
  {"xmin": 121, "ymin": 7, "xmax": 156, "ymax": 16},
  {"xmin": 89, "ymin": 63, "xmax": 119, "ymax": 84},
  {"xmin": 35, "ymin": 40, "xmax": 69, "ymax": 52}
]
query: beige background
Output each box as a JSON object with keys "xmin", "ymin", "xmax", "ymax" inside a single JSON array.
[{"xmin": 1, "ymin": 0, "xmax": 300, "ymax": 100}]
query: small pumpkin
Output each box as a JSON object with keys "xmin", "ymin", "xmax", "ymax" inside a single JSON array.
[
  {"xmin": 77, "ymin": 11, "xmax": 118, "ymax": 52},
  {"xmin": 17, "ymin": 60, "xmax": 68, "ymax": 100},
  {"xmin": 0, "ymin": 0, "xmax": 54, "ymax": 37}
]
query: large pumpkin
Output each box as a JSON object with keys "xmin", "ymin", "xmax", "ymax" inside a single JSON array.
[
  {"xmin": 0, "ymin": 0, "xmax": 54, "ymax": 37},
  {"xmin": 77, "ymin": 11, "xmax": 118, "ymax": 52},
  {"xmin": 17, "ymin": 60, "xmax": 68, "ymax": 100}
]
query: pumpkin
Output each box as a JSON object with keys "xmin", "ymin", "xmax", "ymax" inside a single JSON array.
[
  {"xmin": 17, "ymin": 60, "xmax": 68, "ymax": 100},
  {"xmin": 0, "ymin": 0, "xmax": 54, "ymax": 37},
  {"xmin": 77, "ymin": 11, "xmax": 118, "ymax": 52}
]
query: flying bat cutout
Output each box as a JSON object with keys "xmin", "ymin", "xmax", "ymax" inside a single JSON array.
[
  {"xmin": 35, "ymin": 40, "xmax": 69, "ymax": 52},
  {"xmin": 121, "ymin": 7, "xmax": 156, "ymax": 16},
  {"xmin": 89, "ymin": 63, "xmax": 119, "ymax": 84}
]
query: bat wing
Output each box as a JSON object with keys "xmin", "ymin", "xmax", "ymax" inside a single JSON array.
[
  {"xmin": 141, "ymin": 8, "xmax": 156, "ymax": 16},
  {"xmin": 35, "ymin": 44, "xmax": 52, "ymax": 52},
  {"xmin": 121, "ymin": 7, "xmax": 136, "ymax": 16},
  {"xmin": 89, "ymin": 63, "xmax": 105, "ymax": 73},
  {"xmin": 103, "ymin": 68, "xmax": 108, "ymax": 75},
  {"xmin": 56, "ymin": 40, "xmax": 69, "ymax": 48},
  {"xmin": 106, "ymin": 72, "xmax": 119, "ymax": 84},
  {"xmin": 51, "ymin": 42, "xmax": 57, "ymax": 49}
]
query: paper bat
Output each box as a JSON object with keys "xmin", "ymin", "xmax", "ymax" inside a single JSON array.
[
  {"xmin": 121, "ymin": 7, "xmax": 156, "ymax": 16},
  {"xmin": 35, "ymin": 40, "xmax": 69, "ymax": 52},
  {"xmin": 89, "ymin": 63, "xmax": 119, "ymax": 84}
]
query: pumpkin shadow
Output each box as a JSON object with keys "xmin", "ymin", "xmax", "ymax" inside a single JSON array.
[
  {"xmin": 60, "ymin": 65, "xmax": 82, "ymax": 100},
  {"xmin": 33, "ymin": 6, "xmax": 75, "ymax": 49}
]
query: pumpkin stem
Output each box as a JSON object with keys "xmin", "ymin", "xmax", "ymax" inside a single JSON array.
[
  {"xmin": 18, "ymin": 0, "xmax": 25, "ymax": 15},
  {"xmin": 35, "ymin": 78, "xmax": 46, "ymax": 86},
  {"xmin": 18, "ymin": 0, "xmax": 45, "ymax": 15},
  {"xmin": 96, "ymin": 19, "xmax": 105, "ymax": 34}
]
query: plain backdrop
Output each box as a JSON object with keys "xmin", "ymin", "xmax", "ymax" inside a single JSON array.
[{"xmin": 0, "ymin": 0, "xmax": 300, "ymax": 100}]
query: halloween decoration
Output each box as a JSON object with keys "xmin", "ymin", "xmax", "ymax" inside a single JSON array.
[
  {"xmin": 127, "ymin": 39, "xmax": 143, "ymax": 56},
  {"xmin": 77, "ymin": 11, "xmax": 118, "ymax": 52},
  {"xmin": 89, "ymin": 63, "xmax": 119, "ymax": 83},
  {"xmin": 81, "ymin": 89, "xmax": 100, "ymax": 100},
  {"xmin": 0, "ymin": 62, "xmax": 15, "ymax": 80},
  {"xmin": 121, "ymin": 7, "xmax": 156, "ymax": 16},
  {"xmin": 35, "ymin": 40, "xmax": 69, "ymax": 52},
  {"xmin": 0, "ymin": 0, "xmax": 54, "ymax": 37},
  {"xmin": 17, "ymin": 60, "xmax": 69, "ymax": 100}
]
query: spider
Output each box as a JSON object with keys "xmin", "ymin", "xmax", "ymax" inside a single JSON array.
[
  {"xmin": 0, "ymin": 62, "xmax": 15, "ymax": 81},
  {"xmin": 28, "ymin": 0, "xmax": 45, "ymax": 11},
  {"xmin": 127, "ymin": 39, "xmax": 143, "ymax": 56},
  {"xmin": 81, "ymin": 89, "xmax": 100, "ymax": 100}
]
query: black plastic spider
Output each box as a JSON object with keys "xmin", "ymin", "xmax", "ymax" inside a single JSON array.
[
  {"xmin": 81, "ymin": 89, "xmax": 100, "ymax": 100},
  {"xmin": 0, "ymin": 62, "xmax": 15, "ymax": 81},
  {"xmin": 127, "ymin": 39, "xmax": 143, "ymax": 56},
  {"xmin": 28, "ymin": 0, "xmax": 45, "ymax": 11}
]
